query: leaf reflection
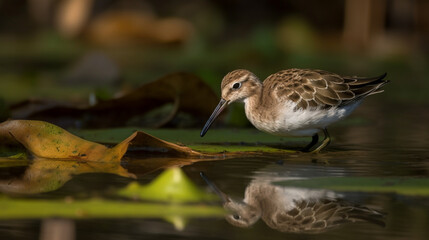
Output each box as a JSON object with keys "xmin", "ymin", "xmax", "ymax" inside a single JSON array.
[{"xmin": 0, "ymin": 157, "xmax": 135, "ymax": 194}]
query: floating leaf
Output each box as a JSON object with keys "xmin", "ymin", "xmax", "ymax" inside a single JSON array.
[
  {"xmin": 0, "ymin": 120, "xmax": 204, "ymax": 160},
  {"xmin": 0, "ymin": 120, "xmax": 126, "ymax": 161},
  {"xmin": 0, "ymin": 120, "xmax": 217, "ymax": 194},
  {"xmin": 0, "ymin": 197, "xmax": 224, "ymax": 219},
  {"xmin": 275, "ymin": 177, "xmax": 429, "ymax": 196},
  {"xmin": 1, "ymin": 120, "xmax": 297, "ymax": 162},
  {"xmin": 73, "ymin": 128, "xmax": 298, "ymax": 155},
  {"xmin": 0, "ymin": 119, "xmax": 299, "ymax": 194},
  {"xmin": 118, "ymin": 167, "xmax": 218, "ymax": 203},
  {"xmin": 117, "ymin": 131, "xmax": 203, "ymax": 158}
]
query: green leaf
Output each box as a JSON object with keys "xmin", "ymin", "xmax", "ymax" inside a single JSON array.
[
  {"xmin": 72, "ymin": 128, "xmax": 300, "ymax": 154},
  {"xmin": 118, "ymin": 167, "xmax": 219, "ymax": 203},
  {"xmin": 0, "ymin": 196, "xmax": 224, "ymax": 219},
  {"xmin": 275, "ymin": 177, "xmax": 429, "ymax": 196},
  {"xmin": 188, "ymin": 144, "xmax": 294, "ymax": 154}
]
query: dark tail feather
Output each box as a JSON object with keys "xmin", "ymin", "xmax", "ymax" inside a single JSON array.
[
  {"xmin": 346, "ymin": 207, "xmax": 386, "ymax": 228},
  {"xmin": 348, "ymin": 73, "xmax": 389, "ymax": 98},
  {"xmin": 339, "ymin": 73, "xmax": 388, "ymax": 107},
  {"xmin": 344, "ymin": 72, "xmax": 387, "ymax": 86}
]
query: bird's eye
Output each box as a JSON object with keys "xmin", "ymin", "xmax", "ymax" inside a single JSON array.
[
  {"xmin": 232, "ymin": 214, "xmax": 241, "ymax": 220},
  {"xmin": 232, "ymin": 82, "xmax": 241, "ymax": 89}
]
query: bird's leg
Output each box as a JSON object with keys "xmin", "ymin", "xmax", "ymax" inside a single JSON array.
[
  {"xmin": 302, "ymin": 134, "xmax": 319, "ymax": 152},
  {"xmin": 310, "ymin": 128, "xmax": 331, "ymax": 153}
]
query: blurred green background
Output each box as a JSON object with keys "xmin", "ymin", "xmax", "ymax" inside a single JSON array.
[{"xmin": 0, "ymin": 0, "xmax": 428, "ymax": 125}]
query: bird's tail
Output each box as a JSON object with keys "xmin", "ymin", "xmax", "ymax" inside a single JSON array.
[
  {"xmin": 345, "ymin": 73, "xmax": 389, "ymax": 98},
  {"xmin": 344, "ymin": 205, "xmax": 386, "ymax": 227},
  {"xmin": 339, "ymin": 73, "xmax": 389, "ymax": 107}
]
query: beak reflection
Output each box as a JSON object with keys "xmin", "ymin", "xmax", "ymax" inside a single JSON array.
[{"xmin": 200, "ymin": 172, "xmax": 230, "ymax": 203}]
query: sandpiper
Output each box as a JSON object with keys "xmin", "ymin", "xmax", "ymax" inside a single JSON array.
[{"xmin": 200, "ymin": 69, "xmax": 388, "ymax": 153}]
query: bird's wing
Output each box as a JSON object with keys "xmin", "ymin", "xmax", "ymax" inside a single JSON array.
[
  {"xmin": 267, "ymin": 199, "xmax": 385, "ymax": 233},
  {"xmin": 263, "ymin": 69, "xmax": 388, "ymax": 110}
]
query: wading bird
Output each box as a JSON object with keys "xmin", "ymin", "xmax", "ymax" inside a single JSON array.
[{"xmin": 200, "ymin": 69, "xmax": 388, "ymax": 153}]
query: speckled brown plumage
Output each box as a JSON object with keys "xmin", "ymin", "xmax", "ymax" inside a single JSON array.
[
  {"xmin": 269, "ymin": 198, "xmax": 384, "ymax": 233},
  {"xmin": 221, "ymin": 181, "xmax": 385, "ymax": 233},
  {"xmin": 262, "ymin": 69, "xmax": 388, "ymax": 110},
  {"xmin": 221, "ymin": 70, "xmax": 258, "ymax": 90}
]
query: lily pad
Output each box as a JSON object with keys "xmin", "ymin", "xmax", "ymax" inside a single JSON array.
[
  {"xmin": 0, "ymin": 120, "xmax": 297, "ymax": 167},
  {"xmin": 72, "ymin": 128, "xmax": 301, "ymax": 145},
  {"xmin": 118, "ymin": 167, "xmax": 218, "ymax": 203},
  {"xmin": 72, "ymin": 128, "xmax": 299, "ymax": 154},
  {"xmin": 275, "ymin": 177, "xmax": 429, "ymax": 196}
]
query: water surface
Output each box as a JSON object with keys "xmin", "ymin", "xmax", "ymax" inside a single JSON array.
[{"xmin": 1, "ymin": 101, "xmax": 429, "ymax": 240}]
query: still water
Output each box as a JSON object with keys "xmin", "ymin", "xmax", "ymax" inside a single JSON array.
[{"xmin": 1, "ymin": 101, "xmax": 429, "ymax": 240}]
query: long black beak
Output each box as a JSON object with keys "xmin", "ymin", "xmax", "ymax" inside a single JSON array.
[
  {"xmin": 200, "ymin": 98, "xmax": 229, "ymax": 137},
  {"xmin": 200, "ymin": 172, "xmax": 230, "ymax": 203}
]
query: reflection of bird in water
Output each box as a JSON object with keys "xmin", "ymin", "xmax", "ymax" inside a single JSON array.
[{"xmin": 201, "ymin": 173, "xmax": 385, "ymax": 233}]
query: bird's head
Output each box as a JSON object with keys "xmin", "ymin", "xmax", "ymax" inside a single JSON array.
[
  {"xmin": 199, "ymin": 172, "xmax": 261, "ymax": 228},
  {"xmin": 223, "ymin": 200, "xmax": 261, "ymax": 228},
  {"xmin": 200, "ymin": 69, "xmax": 261, "ymax": 137},
  {"xmin": 220, "ymin": 69, "xmax": 261, "ymax": 103}
]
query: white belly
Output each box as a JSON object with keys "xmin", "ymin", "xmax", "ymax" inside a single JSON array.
[{"xmin": 245, "ymin": 100, "xmax": 361, "ymax": 137}]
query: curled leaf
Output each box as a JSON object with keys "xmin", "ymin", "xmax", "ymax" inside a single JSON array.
[
  {"xmin": 0, "ymin": 120, "xmax": 203, "ymax": 161},
  {"xmin": 0, "ymin": 120, "xmax": 118, "ymax": 161}
]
